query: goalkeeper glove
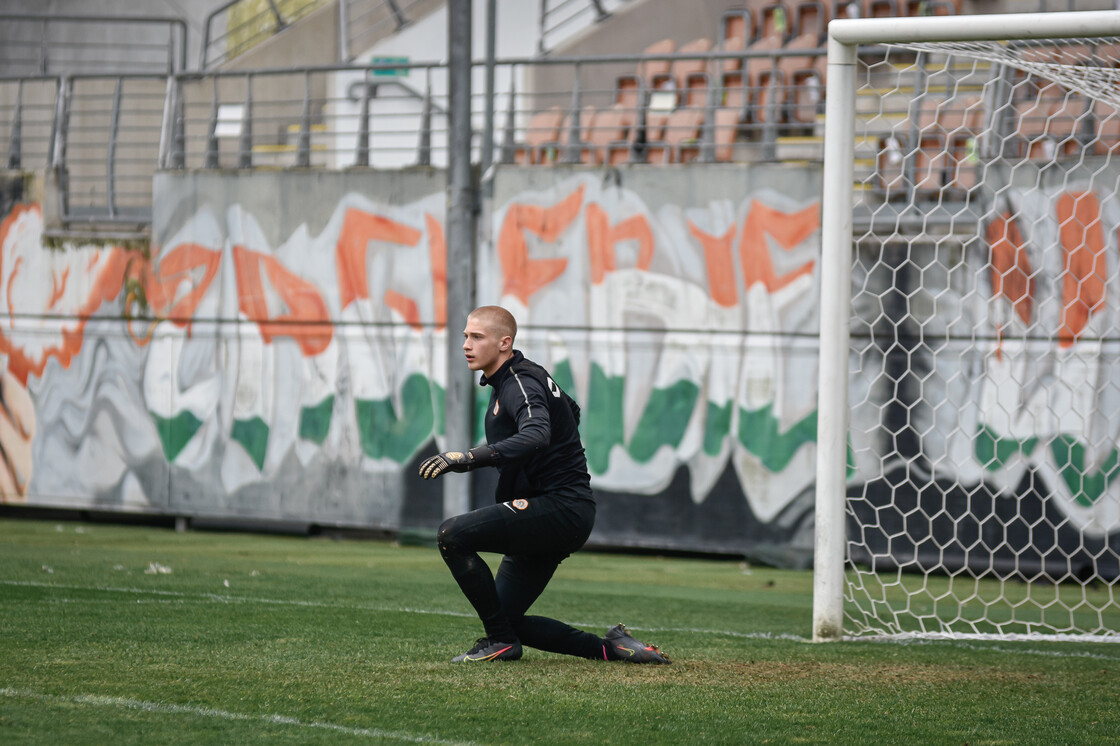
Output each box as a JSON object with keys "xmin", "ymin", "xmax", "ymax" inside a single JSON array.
[{"xmin": 418, "ymin": 446, "xmax": 497, "ymax": 479}]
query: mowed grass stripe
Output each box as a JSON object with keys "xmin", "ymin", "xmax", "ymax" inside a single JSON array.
[
  {"xmin": 0, "ymin": 687, "xmax": 477, "ymax": 745},
  {"xmin": 1, "ymin": 579, "xmax": 797, "ymax": 641}
]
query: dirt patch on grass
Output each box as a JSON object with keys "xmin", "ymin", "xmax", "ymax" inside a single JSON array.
[{"xmin": 639, "ymin": 660, "xmax": 1052, "ymax": 688}]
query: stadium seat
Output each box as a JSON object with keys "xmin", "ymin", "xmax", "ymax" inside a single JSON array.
[
  {"xmin": 1015, "ymin": 82, "xmax": 1087, "ymax": 160},
  {"xmin": 793, "ymin": 0, "xmax": 829, "ymax": 41},
  {"xmin": 712, "ymin": 106, "xmax": 742, "ymax": 161},
  {"xmin": 745, "ymin": 34, "xmax": 784, "ymax": 124},
  {"xmin": 910, "ymin": 94, "xmax": 985, "ymax": 192},
  {"xmin": 638, "ymin": 39, "xmax": 677, "ymax": 84},
  {"xmin": 777, "ymin": 33, "xmax": 826, "ymax": 125},
  {"xmin": 615, "ymin": 38, "xmax": 677, "ymax": 106},
  {"xmin": 513, "ymin": 106, "xmax": 564, "ymax": 165},
  {"xmin": 749, "ymin": 0, "xmax": 793, "ymax": 41},
  {"xmin": 720, "ymin": 7, "xmax": 755, "ymax": 46},
  {"xmin": 1093, "ymin": 99, "xmax": 1120, "ymax": 155},
  {"xmin": 585, "ymin": 104, "xmax": 634, "ymax": 165},
  {"xmin": 833, "ymin": 0, "xmax": 898, "ymax": 19},
  {"xmin": 651, "ymin": 38, "xmax": 714, "ymax": 94},
  {"xmin": 646, "ymin": 106, "xmax": 706, "ymax": 164},
  {"xmin": 936, "ymin": 94, "xmax": 985, "ymax": 190},
  {"xmin": 556, "ymin": 105, "xmax": 599, "ymax": 164}
]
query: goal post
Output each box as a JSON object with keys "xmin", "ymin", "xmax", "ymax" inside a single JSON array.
[{"xmin": 814, "ymin": 11, "xmax": 1120, "ymax": 642}]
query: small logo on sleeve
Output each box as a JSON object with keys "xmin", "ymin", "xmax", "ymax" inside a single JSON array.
[{"xmin": 512, "ymin": 498, "xmax": 529, "ymax": 510}]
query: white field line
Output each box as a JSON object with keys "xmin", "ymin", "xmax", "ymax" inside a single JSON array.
[
  {"xmin": 5, "ymin": 579, "xmax": 1120, "ymax": 660},
  {"xmin": 0, "ymin": 687, "xmax": 477, "ymax": 745}
]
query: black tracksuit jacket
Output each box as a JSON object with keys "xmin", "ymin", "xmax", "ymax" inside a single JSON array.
[{"xmin": 477, "ymin": 350, "xmax": 593, "ymax": 504}]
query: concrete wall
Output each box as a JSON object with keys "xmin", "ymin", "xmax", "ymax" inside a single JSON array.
[{"xmin": 3, "ymin": 159, "xmax": 1120, "ymax": 572}]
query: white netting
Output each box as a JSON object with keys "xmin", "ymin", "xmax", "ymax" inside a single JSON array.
[{"xmin": 845, "ymin": 35, "xmax": 1120, "ymax": 640}]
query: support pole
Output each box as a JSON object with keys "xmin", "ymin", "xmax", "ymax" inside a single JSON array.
[
  {"xmin": 480, "ymin": 0, "xmax": 497, "ymax": 176},
  {"xmin": 444, "ymin": 0, "xmax": 475, "ymax": 520},
  {"xmin": 812, "ymin": 34, "xmax": 856, "ymax": 643}
]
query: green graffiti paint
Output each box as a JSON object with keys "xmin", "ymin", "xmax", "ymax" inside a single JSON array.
[
  {"xmin": 298, "ymin": 396, "xmax": 334, "ymax": 445},
  {"xmin": 474, "ymin": 389, "xmax": 488, "ymax": 444},
  {"xmin": 551, "ymin": 359, "xmax": 576, "ymax": 397},
  {"xmin": 584, "ymin": 364, "xmax": 625, "ymax": 474},
  {"xmin": 974, "ymin": 423, "xmax": 1039, "ymax": 471},
  {"xmin": 356, "ymin": 373, "xmax": 435, "ymax": 463},
  {"xmin": 231, "ymin": 416, "xmax": 270, "ymax": 471},
  {"xmin": 1050, "ymin": 434, "xmax": 1120, "ymax": 507},
  {"xmin": 150, "ymin": 409, "xmax": 203, "ymax": 463},
  {"xmin": 432, "ymin": 381, "xmax": 446, "ymax": 438},
  {"xmin": 703, "ymin": 401, "xmax": 733, "ymax": 456},
  {"xmin": 628, "ymin": 380, "xmax": 699, "ymax": 462},
  {"xmin": 737, "ymin": 403, "xmax": 817, "ymax": 472}
]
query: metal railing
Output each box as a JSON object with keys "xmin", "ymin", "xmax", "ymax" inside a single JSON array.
[
  {"xmin": 201, "ymin": 0, "xmax": 434, "ymax": 70},
  {"xmin": 5, "ymin": 44, "xmax": 1076, "ymax": 233},
  {"xmin": 538, "ymin": 0, "xmax": 626, "ymax": 55},
  {"xmin": 52, "ymin": 74, "xmax": 168, "ymax": 229},
  {"xmin": 1, "ymin": 77, "xmax": 61, "ymax": 170},
  {"xmin": 201, "ymin": 0, "xmax": 331, "ymax": 69},
  {"xmin": 0, "ymin": 14, "xmax": 187, "ymax": 75}
]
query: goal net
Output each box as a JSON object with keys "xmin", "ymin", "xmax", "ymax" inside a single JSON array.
[{"xmin": 815, "ymin": 11, "xmax": 1120, "ymax": 642}]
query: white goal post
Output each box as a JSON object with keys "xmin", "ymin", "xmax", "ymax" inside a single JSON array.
[{"xmin": 815, "ymin": 10, "xmax": 1120, "ymax": 642}]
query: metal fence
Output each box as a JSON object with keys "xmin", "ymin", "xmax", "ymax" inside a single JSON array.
[
  {"xmin": 3, "ymin": 45, "xmax": 1032, "ymax": 233},
  {"xmin": 201, "ymin": 0, "xmax": 440, "ymax": 70},
  {"xmin": 0, "ymin": 14, "xmax": 188, "ymax": 75},
  {"xmin": 537, "ymin": 0, "xmax": 625, "ymax": 55}
]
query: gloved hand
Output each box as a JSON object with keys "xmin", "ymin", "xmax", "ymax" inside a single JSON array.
[{"xmin": 418, "ymin": 446, "xmax": 497, "ymax": 479}]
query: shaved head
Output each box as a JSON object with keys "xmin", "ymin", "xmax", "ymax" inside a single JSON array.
[{"xmin": 468, "ymin": 306, "xmax": 517, "ymax": 343}]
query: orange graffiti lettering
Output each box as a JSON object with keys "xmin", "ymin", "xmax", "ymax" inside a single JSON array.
[
  {"xmin": 383, "ymin": 289, "xmax": 421, "ymax": 330},
  {"xmin": 426, "ymin": 213, "xmax": 447, "ymax": 330},
  {"xmin": 0, "ymin": 204, "xmax": 135, "ymax": 384},
  {"xmin": 374, "ymin": 214, "xmax": 447, "ymax": 331},
  {"xmin": 233, "ymin": 245, "xmax": 331, "ymax": 357},
  {"xmin": 47, "ymin": 265, "xmax": 70, "ymax": 310},
  {"xmin": 739, "ymin": 202, "xmax": 818, "ymax": 292},
  {"xmin": 1056, "ymin": 191, "xmax": 1108, "ymax": 348},
  {"xmin": 986, "ymin": 211, "xmax": 1034, "ymax": 326},
  {"xmin": 143, "ymin": 242, "xmax": 222, "ymax": 325},
  {"xmin": 687, "ymin": 220, "xmax": 738, "ymax": 307},
  {"xmin": 585, "ymin": 204, "xmax": 654, "ymax": 285},
  {"xmin": 497, "ymin": 185, "xmax": 584, "ymax": 304},
  {"xmin": 335, "ymin": 208, "xmax": 423, "ymax": 310}
]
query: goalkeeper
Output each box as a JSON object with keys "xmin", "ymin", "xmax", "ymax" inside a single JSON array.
[{"xmin": 419, "ymin": 305, "xmax": 670, "ymax": 664}]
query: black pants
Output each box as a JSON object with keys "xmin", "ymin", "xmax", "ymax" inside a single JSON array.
[{"xmin": 437, "ymin": 494, "xmax": 605, "ymax": 659}]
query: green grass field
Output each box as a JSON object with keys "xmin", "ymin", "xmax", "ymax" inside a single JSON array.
[{"xmin": 1, "ymin": 517, "xmax": 1118, "ymax": 745}]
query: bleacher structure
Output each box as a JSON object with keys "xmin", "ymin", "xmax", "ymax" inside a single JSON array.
[{"xmin": 2, "ymin": 0, "xmax": 1116, "ymax": 232}]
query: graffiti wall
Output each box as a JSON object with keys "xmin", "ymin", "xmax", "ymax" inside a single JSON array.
[
  {"xmin": 848, "ymin": 164, "xmax": 1120, "ymax": 578},
  {"xmin": 1, "ymin": 162, "xmax": 1117, "ymax": 568}
]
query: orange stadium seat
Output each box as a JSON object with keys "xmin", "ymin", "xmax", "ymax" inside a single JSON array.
[
  {"xmin": 794, "ymin": 0, "xmax": 829, "ymax": 40},
  {"xmin": 833, "ymin": 0, "xmax": 898, "ymax": 19},
  {"xmin": 749, "ymin": 0, "xmax": 793, "ymax": 41},
  {"xmin": 1093, "ymin": 99, "xmax": 1120, "ymax": 155},
  {"xmin": 745, "ymin": 34, "xmax": 783, "ymax": 124},
  {"xmin": 513, "ymin": 107, "xmax": 564, "ymax": 165},
  {"xmin": 777, "ymin": 32, "xmax": 826, "ymax": 125},
  {"xmin": 651, "ymin": 38, "xmax": 714, "ymax": 94},
  {"xmin": 720, "ymin": 8, "xmax": 754, "ymax": 45},
  {"xmin": 585, "ymin": 104, "xmax": 634, "ymax": 165},
  {"xmin": 646, "ymin": 106, "xmax": 706, "ymax": 164}
]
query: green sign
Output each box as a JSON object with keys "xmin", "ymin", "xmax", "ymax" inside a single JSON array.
[{"xmin": 370, "ymin": 56, "xmax": 409, "ymax": 77}]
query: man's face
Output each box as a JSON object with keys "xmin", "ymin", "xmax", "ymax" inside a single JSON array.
[{"xmin": 462, "ymin": 314, "xmax": 510, "ymax": 376}]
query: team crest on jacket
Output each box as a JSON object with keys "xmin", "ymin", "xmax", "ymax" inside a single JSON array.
[
  {"xmin": 493, "ymin": 400, "xmax": 500, "ymax": 415},
  {"xmin": 512, "ymin": 498, "xmax": 528, "ymax": 510}
]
